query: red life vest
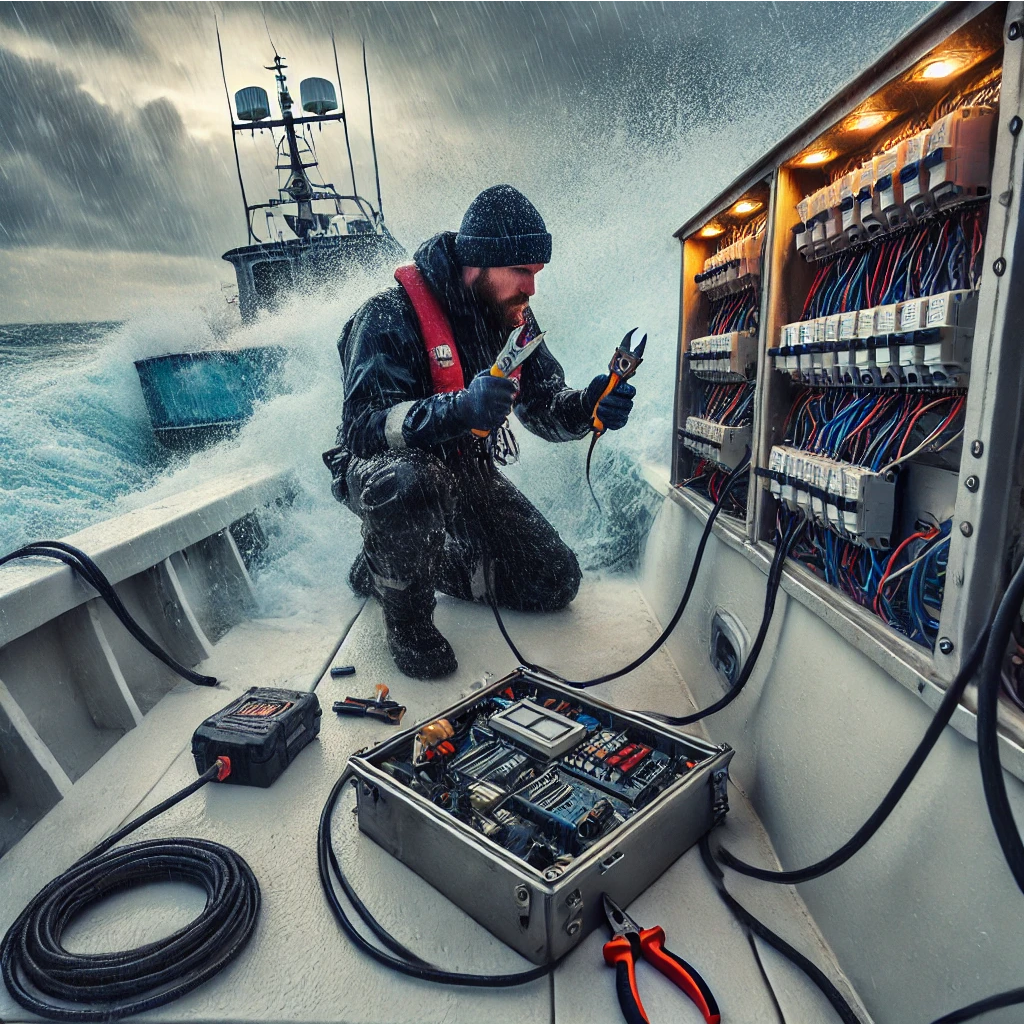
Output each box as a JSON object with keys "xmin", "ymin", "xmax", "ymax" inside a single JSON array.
[{"xmin": 394, "ymin": 264, "xmax": 523, "ymax": 395}]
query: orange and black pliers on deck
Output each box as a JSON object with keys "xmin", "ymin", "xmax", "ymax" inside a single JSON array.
[{"xmin": 602, "ymin": 894, "xmax": 721, "ymax": 1024}]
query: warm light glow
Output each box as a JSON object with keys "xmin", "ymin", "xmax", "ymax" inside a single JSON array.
[
  {"xmin": 700, "ymin": 224, "xmax": 724, "ymax": 238},
  {"xmin": 732, "ymin": 200, "xmax": 762, "ymax": 215},
  {"xmin": 848, "ymin": 112, "xmax": 890, "ymax": 131},
  {"xmin": 799, "ymin": 150, "xmax": 833, "ymax": 166},
  {"xmin": 920, "ymin": 58, "xmax": 960, "ymax": 79}
]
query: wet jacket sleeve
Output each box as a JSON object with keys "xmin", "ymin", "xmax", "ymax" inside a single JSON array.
[
  {"xmin": 513, "ymin": 340, "xmax": 592, "ymax": 442},
  {"xmin": 337, "ymin": 291, "xmax": 469, "ymax": 457}
]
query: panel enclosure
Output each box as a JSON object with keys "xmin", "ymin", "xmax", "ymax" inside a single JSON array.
[
  {"xmin": 673, "ymin": 2, "xmax": 1024, "ymax": 703},
  {"xmin": 673, "ymin": 177, "xmax": 774, "ymax": 539},
  {"xmin": 349, "ymin": 670, "xmax": 732, "ymax": 965}
]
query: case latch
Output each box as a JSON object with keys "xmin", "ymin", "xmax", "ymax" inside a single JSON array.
[{"xmin": 711, "ymin": 767, "xmax": 730, "ymax": 823}]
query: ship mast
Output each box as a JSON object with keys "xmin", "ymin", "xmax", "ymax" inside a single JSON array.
[{"xmin": 218, "ymin": 29, "xmax": 388, "ymax": 246}]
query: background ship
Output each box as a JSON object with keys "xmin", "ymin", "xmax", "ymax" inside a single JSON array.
[{"xmin": 134, "ymin": 33, "xmax": 404, "ymax": 451}]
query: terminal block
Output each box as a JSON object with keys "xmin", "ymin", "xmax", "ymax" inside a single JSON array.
[
  {"xmin": 687, "ymin": 330, "xmax": 758, "ymax": 380},
  {"xmin": 925, "ymin": 106, "xmax": 996, "ymax": 209},
  {"xmin": 694, "ymin": 233, "xmax": 762, "ymax": 299},
  {"xmin": 764, "ymin": 445, "xmax": 896, "ymax": 548},
  {"xmin": 769, "ymin": 290, "xmax": 974, "ymax": 387},
  {"xmin": 681, "ymin": 417, "xmax": 751, "ymax": 470}
]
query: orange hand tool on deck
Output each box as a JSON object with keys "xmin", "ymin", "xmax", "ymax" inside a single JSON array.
[{"xmin": 602, "ymin": 893, "xmax": 721, "ymax": 1024}]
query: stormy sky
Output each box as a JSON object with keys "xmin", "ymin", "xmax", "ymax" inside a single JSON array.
[{"xmin": 0, "ymin": 1, "xmax": 934, "ymax": 323}]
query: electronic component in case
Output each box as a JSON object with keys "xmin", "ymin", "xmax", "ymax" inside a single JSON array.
[
  {"xmin": 351, "ymin": 671, "xmax": 732, "ymax": 964},
  {"xmin": 765, "ymin": 446, "xmax": 896, "ymax": 548},
  {"xmin": 681, "ymin": 417, "xmax": 751, "ymax": 470},
  {"xmin": 191, "ymin": 686, "xmax": 321, "ymax": 787},
  {"xmin": 490, "ymin": 700, "xmax": 587, "ymax": 759}
]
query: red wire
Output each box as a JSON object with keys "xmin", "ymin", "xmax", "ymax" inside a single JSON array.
[{"xmin": 873, "ymin": 527, "xmax": 940, "ymax": 615}]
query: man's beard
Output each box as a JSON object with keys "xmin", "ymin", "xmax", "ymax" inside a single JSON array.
[{"xmin": 469, "ymin": 271, "xmax": 530, "ymax": 334}]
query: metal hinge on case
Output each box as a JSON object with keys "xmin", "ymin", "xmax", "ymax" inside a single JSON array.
[{"xmin": 711, "ymin": 767, "xmax": 730, "ymax": 823}]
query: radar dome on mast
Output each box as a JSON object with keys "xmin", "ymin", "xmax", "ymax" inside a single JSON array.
[
  {"xmin": 234, "ymin": 86, "xmax": 270, "ymax": 122},
  {"xmin": 300, "ymin": 77, "xmax": 338, "ymax": 115}
]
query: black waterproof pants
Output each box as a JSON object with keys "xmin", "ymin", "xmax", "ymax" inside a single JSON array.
[{"xmin": 343, "ymin": 449, "xmax": 581, "ymax": 612}]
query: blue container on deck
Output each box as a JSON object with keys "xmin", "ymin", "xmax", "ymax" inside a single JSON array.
[{"xmin": 134, "ymin": 346, "xmax": 288, "ymax": 451}]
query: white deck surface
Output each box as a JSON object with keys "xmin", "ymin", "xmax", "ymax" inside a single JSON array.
[{"xmin": 0, "ymin": 577, "xmax": 870, "ymax": 1023}]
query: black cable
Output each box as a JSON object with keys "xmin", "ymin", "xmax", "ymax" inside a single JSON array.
[
  {"xmin": 645, "ymin": 516, "xmax": 801, "ymax": 726},
  {"xmin": 486, "ymin": 452, "xmax": 751, "ymax": 689},
  {"xmin": 0, "ymin": 762, "xmax": 259, "ymax": 1022},
  {"xmin": 318, "ymin": 769, "xmax": 561, "ymax": 985},
  {"xmin": 0, "ymin": 541, "xmax": 217, "ymax": 687},
  {"xmin": 716, "ymin": 615, "xmax": 991, "ymax": 885},
  {"xmin": 585, "ymin": 430, "xmax": 602, "ymax": 511},
  {"xmin": 698, "ymin": 837, "xmax": 861, "ymax": 1024},
  {"xmin": 927, "ymin": 557, "xmax": 1024, "ymax": 1024}
]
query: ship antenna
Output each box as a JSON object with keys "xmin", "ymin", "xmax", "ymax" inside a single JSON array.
[
  {"xmin": 216, "ymin": 16, "xmax": 256, "ymax": 243},
  {"xmin": 261, "ymin": 4, "xmax": 278, "ymax": 57},
  {"xmin": 332, "ymin": 30, "xmax": 359, "ymax": 199},
  {"xmin": 362, "ymin": 38, "xmax": 384, "ymax": 225}
]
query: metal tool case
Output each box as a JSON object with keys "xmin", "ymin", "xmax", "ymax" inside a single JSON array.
[{"xmin": 348, "ymin": 670, "xmax": 733, "ymax": 964}]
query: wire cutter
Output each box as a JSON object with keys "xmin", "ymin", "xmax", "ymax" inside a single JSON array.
[{"xmin": 602, "ymin": 894, "xmax": 721, "ymax": 1024}]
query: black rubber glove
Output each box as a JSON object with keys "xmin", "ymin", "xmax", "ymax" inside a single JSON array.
[
  {"xmin": 455, "ymin": 371, "xmax": 519, "ymax": 432},
  {"xmin": 583, "ymin": 375, "xmax": 636, "ymax": 430}
]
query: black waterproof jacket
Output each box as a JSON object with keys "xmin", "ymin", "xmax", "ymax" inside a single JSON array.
[{"xmin": 334, "ymin": 232, "xmax": 592, "ymax": 462}]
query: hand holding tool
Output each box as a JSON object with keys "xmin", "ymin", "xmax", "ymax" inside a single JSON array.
[
  {"xmin": 333, "ymin": 683, "xmax": 406, "ymax": 725},
  {"xmin": 602, "ymin": 894, "xmax": 720, "ymax": 1024},
  {"xmin": 585, "ymin": 329, "xmax": 647, "ymax": 510},
  {"xmin": 590, "ymin": 329, "xmax": 646, "ymax": 434},
  {"xmin": 467, "ymin": 323, "xmax": 547, "ymax": 437}
]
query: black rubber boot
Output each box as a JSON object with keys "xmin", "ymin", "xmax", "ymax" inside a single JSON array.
[
  {"xmin": 347, "ymin": 550, "xmax": 373, "ymax": 598},
  {"xmin": 374, "ymin": 580, "xmax": 458, "ymax": 680}
]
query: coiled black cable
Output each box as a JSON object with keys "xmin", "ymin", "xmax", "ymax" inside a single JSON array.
[
  {"xmin": 0, "ymin": 541, "xmax": 216, "ymax": 686},
  {"xmin": 1, "ymin": 762, "xmax": 259, "ymax": 1021},
  {"xmin": 318, "ymin": 768, "xmax": 559, "ymax": 985}
]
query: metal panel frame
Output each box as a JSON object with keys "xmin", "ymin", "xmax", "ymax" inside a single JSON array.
[{"xmin": 671, "ymin": 2, "xmax": 1024, "ymax": 696}]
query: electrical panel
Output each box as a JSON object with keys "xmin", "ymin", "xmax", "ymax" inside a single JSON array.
[
  {"xmin": 350, "ymin": 671, "xmax": 732, "ymax": 964},
  {"xmin": 675, "ymin": 189, "xmax": 768, "ymax": 521},
  {"xmin": 675, "ymin": 7, "xmax": 1009, "ymax": 659}
]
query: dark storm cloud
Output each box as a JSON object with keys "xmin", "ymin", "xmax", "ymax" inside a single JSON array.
[
  {"xmin": 0, "ymin": 2, "xmax": 150, "ymax": 57},
  {"xmin": 0, "ymin": 1, "xmax": 935, "ymax": 265},
  {"xmin": 0, "ymin": 46, "xmax": 234, "ymax": 255}
]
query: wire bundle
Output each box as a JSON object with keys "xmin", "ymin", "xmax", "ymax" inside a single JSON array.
[
  {"xmin": 684, "ymin": 382, "xmax": 755, "ymax": 516},
  {"xmin": 800, "ymin": 205, "xmax": 986, "ymax": 315},
  {"xmin": 783, "ymin": 389, "xmax": 966, "ymax": 471},
  {"xmin": 696, "ymin": 380, "xmax": 756, "ymax": 427},
  {"xmin": 682, "ymin": 459, "xmax": 749, "ymax": 516},
  {"xmin": 790, "ymin": 511, "xmax": 950, "ymax": 649},
  {"xmin": 707, "ymin": 289, "xmax": 759, "ymax": 335}
]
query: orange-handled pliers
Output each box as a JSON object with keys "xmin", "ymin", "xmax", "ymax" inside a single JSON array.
[
  {"xmin": 590, "ymin": 328, "xmax": 647, "ymax": 433},
  {"xmin": 602, "ymin": 894, "xmax": 721, "ymax": 1024}
]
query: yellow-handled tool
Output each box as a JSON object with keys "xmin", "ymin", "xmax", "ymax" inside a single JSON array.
[{"xmin": 470, "ymin": 324, "xmax": 547, "ymax": 437}]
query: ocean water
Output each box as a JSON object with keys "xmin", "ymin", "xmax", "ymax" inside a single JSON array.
[{"xmin": 0, "ymin": 262, "xmax": 664, "ymax": 618}]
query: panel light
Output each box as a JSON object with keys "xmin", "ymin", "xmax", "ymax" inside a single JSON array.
[
  {"xmin": 700, "ymin": 224, "xmax": 724, "ymax": 238},
  {"xmin": 732, "ymin": 200, "xmax": 762, "ymax": 215}
]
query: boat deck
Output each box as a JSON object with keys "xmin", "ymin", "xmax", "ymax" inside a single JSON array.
[{"xmin": 0, "ymin": 578, "xmax": 869, "ymax": 1023}]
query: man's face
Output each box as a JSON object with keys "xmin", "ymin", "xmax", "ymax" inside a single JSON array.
[{"xmin": 463, "ymin": 264, "xmax": 545, "ymax": 331}]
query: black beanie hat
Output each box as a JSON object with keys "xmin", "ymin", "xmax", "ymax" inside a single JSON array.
[{"xmin": 455, "ymin": 185, "xmax": 552, "ymax": 268}]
